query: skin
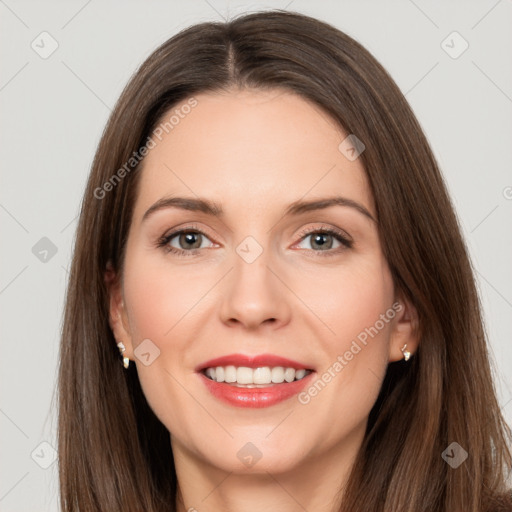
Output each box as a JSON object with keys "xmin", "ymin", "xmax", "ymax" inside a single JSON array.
[{"xmin": 107, "ymin": 88, "xmax": 419, "ymax": 512}]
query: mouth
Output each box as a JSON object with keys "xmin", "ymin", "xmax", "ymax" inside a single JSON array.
[{"xmin": 195, "ymin": 353, "xmax": 316, "ymax": 408}]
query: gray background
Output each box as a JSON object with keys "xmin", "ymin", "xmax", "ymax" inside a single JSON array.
[{"xmin": 1, "ymin": 0, "xmax": 511, "ymax": 510}]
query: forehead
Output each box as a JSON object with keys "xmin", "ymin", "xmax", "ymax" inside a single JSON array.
[{"xmin": 132, "ymin": 88, "xmax": 374, "ymax": 222}]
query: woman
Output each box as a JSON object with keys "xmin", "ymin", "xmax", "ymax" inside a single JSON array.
[{"xmin": 57, "ymin": 10, "xmax": 512, "ymax": 511}]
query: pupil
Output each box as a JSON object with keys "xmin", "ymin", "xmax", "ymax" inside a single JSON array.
[
  {"xmin": 312, "ymin": 233, "xmax": 332, "ymax": 250},
  {"xmin": 181, "ymin": 232, "xmax": 201, "ymax": 249}
]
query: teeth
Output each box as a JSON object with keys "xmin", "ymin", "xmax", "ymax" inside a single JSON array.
[
  {"xmin": 224, "ymin": 365, "xmax": 237, "ymax": 383},
  {"xmin": 253, "ymin": 366, "xmax": 271, "ymax": 384},
  {"xmin": 271, "ymin": 367, "xmax": 285, "ymax": 383},
  {"xmin": 284, "ymin": 367, "xmax": 295, "ymax": 382},
  {"xmin": 237, "ymin": 367, "xmax": 253, "ymax": 384},
  {"xmin": 295, "ymin": 369, "xmax": 306, "ymax": 380},
  {"xmin": 204, "ymin": 366, "xmax": 311, "ymax": 385}
]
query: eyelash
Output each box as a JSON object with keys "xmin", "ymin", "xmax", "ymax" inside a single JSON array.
[{"xmin": 156, "ymin": 223, "xmax": 353, "ymax": 258}]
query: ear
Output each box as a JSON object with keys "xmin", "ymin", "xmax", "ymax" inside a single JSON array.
[
  {"xmin": 104, "ymin": 261, "xmax": 134, "ymax": 361},
  {"xmin": 388, "ymin": 293, "xmax": 420, "ymax": 362}
]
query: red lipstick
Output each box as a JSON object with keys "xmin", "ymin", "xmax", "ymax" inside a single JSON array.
[{"xmin": 196, "ymin": 353, "xmax": 315, "ymax": 408}]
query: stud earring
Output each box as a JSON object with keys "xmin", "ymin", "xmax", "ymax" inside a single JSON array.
[
  {"xmin": 117, "ymin": 342, "xmax": 130, "ymax": 369},
  {"xmin": 400, "ymin": 343, "xmax": 411, "ymax": 361}
]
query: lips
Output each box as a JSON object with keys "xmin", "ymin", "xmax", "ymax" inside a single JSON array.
[
  {"xmin": 195, "ymin": 353, "xmax": 314, "ymax": 372},
  {"xmin": 198, "ymin": 371, "xmax": 315, "ymax": 408},
  {"xmin": 195, "ymin": 353, "xmax": 315, "ymax": 408}
]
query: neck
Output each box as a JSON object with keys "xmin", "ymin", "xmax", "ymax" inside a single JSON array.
[{"xmin": 172, "ymin": 423, "xmax": 365, "ymax": 512}]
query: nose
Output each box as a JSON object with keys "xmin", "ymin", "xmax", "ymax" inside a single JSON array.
[{"xmin": 219, "ymin": 247, "xmax": 292, "ymax": 331}]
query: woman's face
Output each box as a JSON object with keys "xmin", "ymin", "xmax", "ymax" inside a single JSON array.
[{"xmin": 109, "ymin": 88, "xmax": 416, "ymax": 477}]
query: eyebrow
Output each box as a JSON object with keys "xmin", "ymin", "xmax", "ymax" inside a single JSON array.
[{"xmin": 142, "ymin": 195, "xmax": 376, "ymax": 223}]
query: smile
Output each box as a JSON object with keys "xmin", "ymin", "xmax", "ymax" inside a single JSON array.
[{"xmin": 196, "ymin": 353, "xmax": 316, "ymax": 408}]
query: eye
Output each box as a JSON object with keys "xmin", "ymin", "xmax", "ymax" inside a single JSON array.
[
  {"xmin": 156, "ymin": 224, "xmax": 216, "ymax": 256},
  {"xmin": 293, "ymin": 225, "xmax": 353, "ymax": 256}
]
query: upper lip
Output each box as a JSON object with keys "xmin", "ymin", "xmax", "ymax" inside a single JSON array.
[{"xmin": 195, "ymin": 353, "xmax": 314, "ymax": 372}]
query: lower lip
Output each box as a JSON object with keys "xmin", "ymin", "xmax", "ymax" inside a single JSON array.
[{"xmin": 198, "ymin": 371, "xmax": 315, "ymax": 408}]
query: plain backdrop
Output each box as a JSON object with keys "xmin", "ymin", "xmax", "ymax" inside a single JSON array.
[{"xmin": 1, "ymin": 1, "xmax": 511, "ymax": 509}]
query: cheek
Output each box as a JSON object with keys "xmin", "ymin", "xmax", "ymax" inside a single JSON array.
[
  {"xmin": 295, "ymin": 257, "xmax": 394, "ymax": 416},
  {"xmin": 293, "ymin": 255, "xmax": 394, "ymax": 352},
  {"xmin": 301, "ymin": 264, "xmax": 394, "ymax": 396},
  {"xmin": 121, "ymin": 249, "xmax": 208, "ymax": 436},
  {"xmin": 122, "ymin": 247, "xmax": 207, "ymax": 348}
]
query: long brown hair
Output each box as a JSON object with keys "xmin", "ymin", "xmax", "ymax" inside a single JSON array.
[{"xmin": 57, "ymin": 10, "xmax": 512, "ymax": 511}]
